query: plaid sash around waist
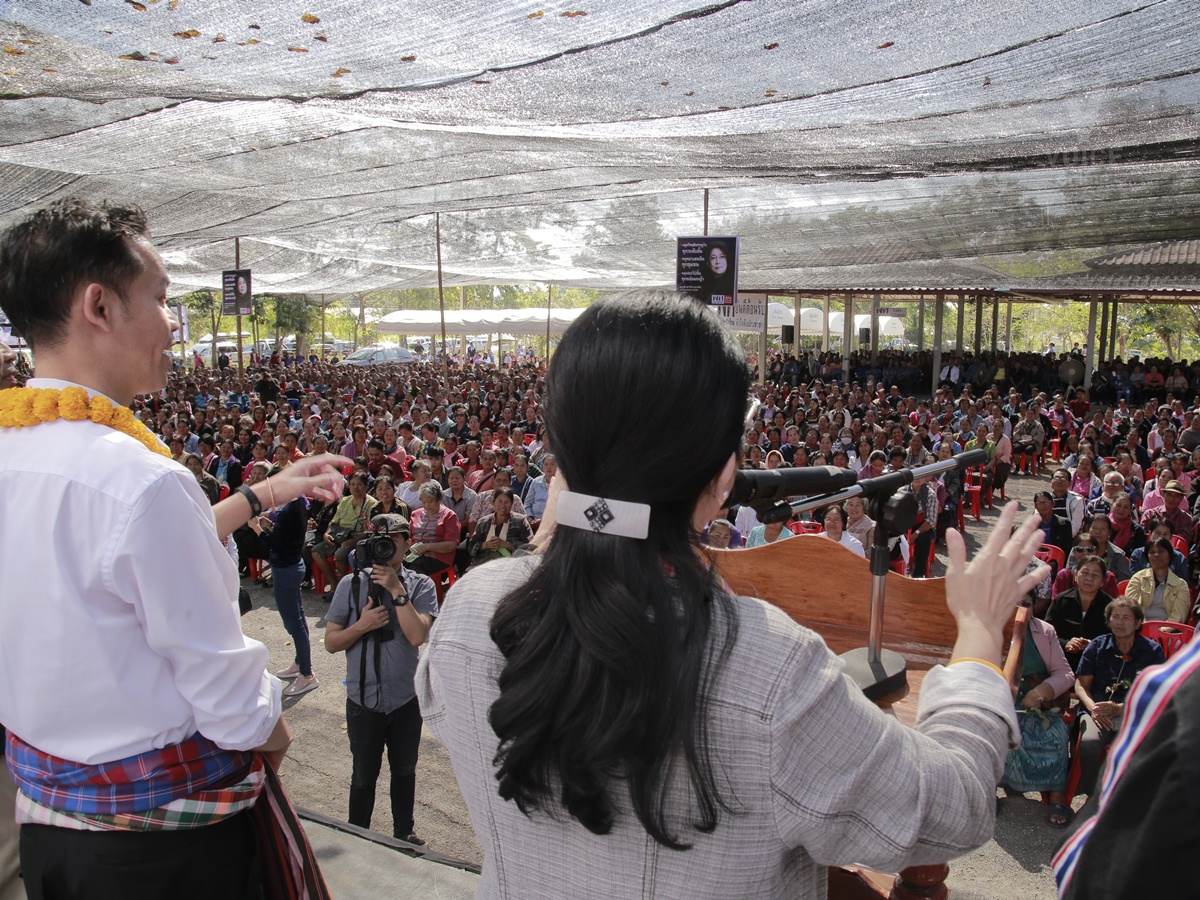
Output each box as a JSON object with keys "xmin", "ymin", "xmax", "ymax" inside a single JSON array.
[{"xmin": 6, "ymin": 729, "xmax": 253, "ymax": 817}]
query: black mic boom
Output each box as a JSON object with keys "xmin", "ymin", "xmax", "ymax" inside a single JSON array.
[{"xmin": 729, "ymin": 466, "xmax": 859, "ymax": 509}]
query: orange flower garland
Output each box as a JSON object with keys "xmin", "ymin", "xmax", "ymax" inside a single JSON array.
[{"xmin": 0, "ymin": 386, "xmax": 170, "ymax": 458}]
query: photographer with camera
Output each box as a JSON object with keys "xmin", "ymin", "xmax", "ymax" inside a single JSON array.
[{"xmin": 324, "ymin": 514, "xmax": 439, "ymax": 845}]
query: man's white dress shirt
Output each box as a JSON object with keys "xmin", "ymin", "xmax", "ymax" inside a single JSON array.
[{"xmin": 0, "ymin": 379, "xmax": 280, "ymax": 764}]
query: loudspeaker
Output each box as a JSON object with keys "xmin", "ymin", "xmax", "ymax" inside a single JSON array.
[
  {"xmin": 859, "ymin": 327, "xmax": 871, "ymax": 345},
  {"xmin": 781, "ymin": 325, "xmax": 794, "ymax": 344}
]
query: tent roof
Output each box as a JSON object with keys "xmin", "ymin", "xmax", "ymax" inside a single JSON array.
[{"xmin": 1, "ymin": 1, "xmax": 1198, "ymax": 295}]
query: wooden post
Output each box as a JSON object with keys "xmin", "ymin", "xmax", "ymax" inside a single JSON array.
[
  {"xmin": 917, "ymin": 296, "xmax": 925, "ymax": 352},
  {"xmin": 956, "ymin": 292, "xmax": 965, "ymax": 353},
  {"xmin": 870, "ymin": 292, "xmax": 880, "ymax": 364},
  {"xmin": 793, "ymin": 294, "xmax": 801, "ymax": 357},
  {"xmin": 973, "ymin": 293, "xmax": 983, "ymax": 354},
  {"xmin": 1084, "ymin": 297, "xmax": 1098, "ymax": 390},
  {"xmin": 1005, "ymin": 297, "xmax": 1013, "ymax": 352},
  {"xmin": 177, "ymin": 303, "xmax": 187, "ymax": 370},
  {"xmin": 703, "ymin": 188, "xmax": 709, "ymax": 236},
  {"xmin": 546, "ymin": 283, "xmax": 553, "ymax": 361},
  {"xmin": 435, "ymin": 213, "xmax": 449, "ymax": 383},
  {"xmin": 990, "ymin": 295, "xmax": 999, "ymax": 354},
  {"xmin": 842, "ymin": 293, "xmax": 853, "ymax": 384},
  {"xmin": 460, "ymin": 285, "xmax": 468, "ymax": 359},
  {"xmin": 1111, "ymin": 299, "xmax": 1120, "ymax": 359},
  {"xmin": 932, "ymin": 292, "xmax": 945, "ymax": 397},
  {"xmin": 320, "ymin": 295, "xmax": 326, "ymax": 361},
  {"xmin": 1098, "ymin": 299, "xmax": 1110, "ymax": 363},
  {"xmin": 822, "ymin": 292, "xmax": 830, "ymax": 353}
]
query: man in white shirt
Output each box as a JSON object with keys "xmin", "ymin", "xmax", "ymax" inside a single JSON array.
[{"xmin": 0, "ymin": 198, "xmax": 339, "ymax": 898}]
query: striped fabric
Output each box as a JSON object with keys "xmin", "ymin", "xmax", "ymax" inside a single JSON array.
[
  {"xmin": 1053, "ymin": 635, "xmax": 1200, "ymax": 892},
  {"xmin": 6, "ymin": 729, "xmax": 259, "ymax": 833}
]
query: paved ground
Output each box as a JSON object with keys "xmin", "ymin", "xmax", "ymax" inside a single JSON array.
[{"xmin": 248, "ymin": 465, "xmax": 1067, "ymax": 898}]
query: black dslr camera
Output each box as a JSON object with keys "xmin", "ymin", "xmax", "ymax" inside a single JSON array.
[{"xmin": 350, "ymin": 515, "xmax": 408, "ymax": 642}]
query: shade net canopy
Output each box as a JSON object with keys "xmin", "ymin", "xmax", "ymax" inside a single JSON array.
[{"xmin": 0, "ymin": 0, "xmax": 1198, "ymax": 296}]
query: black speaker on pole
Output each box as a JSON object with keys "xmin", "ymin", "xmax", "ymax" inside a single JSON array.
[
  {"xmin": 859, "ymin": 327, "xmax": 871, "ymax": 346},
  {"xmin": 781, "ymin": 325, "xmax": 794, "ymax": 344}
]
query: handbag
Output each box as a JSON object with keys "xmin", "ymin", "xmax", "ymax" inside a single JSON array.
[{"xmin": 327, "ymin": 525, "xmax": 353, "ymax": 545}]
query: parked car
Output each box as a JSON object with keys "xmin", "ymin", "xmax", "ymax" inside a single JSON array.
[{"xmin": 336, "ymin": 343, "xmax": 415, "ymax": 366}]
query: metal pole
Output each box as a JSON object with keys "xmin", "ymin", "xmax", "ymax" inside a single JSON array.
[
  {"xmin": 320, "ymin": 294, "xmax": 326, "ymax": 361},
  {"xmin": 546, "ymin": 283, "xmax": 553, "ymax": 361},
  {"xmin": 234, "ymin": 237, "xmax": 244, "ymax": 376},
  {"xmin": 435, "ymin": 213, "xmax": 449, "ymax": 383},
  {"xmin": 1005, "ymin": 298, "xmax": 1013, "ymax": 352},
  {"xmin": 870, "ymin": 292, "xmax": 880, "ymax": 365},
  {"xmin": 917, "ymin": 296, "xmax": 925, "ymax": 352},
  {"xmin": 822, "ymin": 292, "xmax": 830, "ymax": 353},
  {"xmin": 1084, "ymin": 297, "xmax": 1098, "ymax": 390},
  {"xmin": 703, "ymin": 188, "xmax": 709, "ymax": 236},
  {"xmin": 178, "ymin": 304, "xmax": 186, "ymax": 370},
  {"xmin": 932, "ymin": 292, "xmax": 945, "ymax": 397},
  {"xmin": 990, "ymin": 295, "xmax": 999, "ymax": 354},
  {"xmin": 956, "ymin": 292, "xmax": 965, "ymax": 353}
]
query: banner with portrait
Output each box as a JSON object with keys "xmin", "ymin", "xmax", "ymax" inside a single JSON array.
[
  {"xmin": 676, "ymin": 236, "xmax": 739, "ymax": 306},
  {"xmin": 222, "ymin": 268, "xmax": 252, "ymax": 316}
]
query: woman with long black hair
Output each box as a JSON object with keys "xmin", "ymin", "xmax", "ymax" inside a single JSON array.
[{"xmin": 417, "ymin": 291, "xmax": 1046, "ymax": 898}]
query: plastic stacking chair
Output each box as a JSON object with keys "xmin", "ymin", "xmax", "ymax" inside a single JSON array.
[{"xmin": 1142, "ymin": 621, "xmax": 1195, "ymax": 660}]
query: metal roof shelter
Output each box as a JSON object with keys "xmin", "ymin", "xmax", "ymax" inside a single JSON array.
[{"xmin": 0, "ymin": 0, "xmax": 1197, "ymax": 299}]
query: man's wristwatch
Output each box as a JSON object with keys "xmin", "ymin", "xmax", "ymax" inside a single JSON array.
[{"xmin": 393, "ymin": 591, "xmax": 410, "ymax": 607}]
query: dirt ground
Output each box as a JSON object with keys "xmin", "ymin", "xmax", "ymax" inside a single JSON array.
[{"xmin": 248, "ymin": 466, "xmax": 1067, "ymax": 898}]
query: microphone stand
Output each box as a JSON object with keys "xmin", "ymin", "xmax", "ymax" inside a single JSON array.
[{"xmin": 787, "ymin": 450, "xmax": 987, "ymax": 700}]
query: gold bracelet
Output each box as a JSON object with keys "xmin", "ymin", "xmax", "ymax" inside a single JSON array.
[
  {"xmin": 949, "ymin": 657, "xmax": 1005, "ymax": 679},
  {"xmin": 267, "ymin": 476, "xmax": 277, "ymax": 510}
]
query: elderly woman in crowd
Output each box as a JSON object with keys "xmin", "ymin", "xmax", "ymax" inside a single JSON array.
[
  {"xmin": 1045, "ymin": 555, "xmax": 1114, "ymax": 671},
  {"xmin": 406, "ymin": 481, "xmax": 459, "ymax": 578},
  {"xmin": 820, "ymin": 505, "xmax": 865, "ymax": 557},
  {"xmin": 1073, "ymin": 597, "xmax": 1165, "ymax": 799},
  {"xmin": 1124, "ymin": 536, "xmax": 1191, "ymax": 624},
  {"xmin": 1001, "ymin": 571, "xmax": 1075, "ymax": 828},
  {"xmin": 844, "ymin": 496, "xmax": 875, "ymax": 550},
  {"xmin": 468, "ymin": 486, "xmax": 532, "ymax": 567}
]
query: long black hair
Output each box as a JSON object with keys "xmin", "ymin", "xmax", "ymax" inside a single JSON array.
[{"xmin": 488, "ymin": 291, "xmax": 750, "ymax": 849}]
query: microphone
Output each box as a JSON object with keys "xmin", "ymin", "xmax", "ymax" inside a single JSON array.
[{"xmin": 729, "ymin": 466, "xmax": 859, "ymax": 508}]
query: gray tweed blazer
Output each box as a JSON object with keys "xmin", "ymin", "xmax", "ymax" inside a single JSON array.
[{"xmin": 416, "ymin": 556, "xmax": 1018, "ymax": 899}]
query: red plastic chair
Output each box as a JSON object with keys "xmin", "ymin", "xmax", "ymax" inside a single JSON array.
[
  {"xmin": 247, "ymin": 557, "xmax": 264, "ymax": 581},
  {"xmin": 963, "ymin": 468, "xmax": 983, "ymax": 522},
  {"xmin": 1170, "ymin": 535, "xmax": 1189, "ymax": 555},
  {"xmin": 433, "ymin": 566, "xmax": 458, "ymax": 605},
  {"xmin": 1047, "ymin": 424, "xmax": 1062, "ymax": 463},
  {"xmin": 787, "ymin": 521, "xmax": 823, "ymax": 535},
  {"xmin": 1116, "ymin": 579, "xmax": 1129, "ymax": 596},
  {"xmin": 523, "ymin": 433, "xmax": 536, "ymax": 446},
  {"xmin": 1142, "ymin": 621, "xmax": 1195, "ymax": 660},
  {"xmin": 1035, "ymin": 544, "xmax": 1067, "ymax": 575},
  {"xmin": 218, "ymin": 483, "xmax": 231, "ymax": 501}
]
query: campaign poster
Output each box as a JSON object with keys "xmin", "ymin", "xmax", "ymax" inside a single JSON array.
[
  {"xmin": 676, "ymin": 236, "xmax": 739, "ymax": 306},
  {"xmin": 222, "ymin": 268, "xmax": 252, "ymax": 316}
]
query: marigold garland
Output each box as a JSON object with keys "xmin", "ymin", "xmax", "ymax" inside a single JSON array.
[{"xmin": 0, "ymin": 386, "xmax": 170, "ymax": 458}]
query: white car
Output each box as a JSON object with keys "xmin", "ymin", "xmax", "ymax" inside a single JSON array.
[{"xmin": 336, "ymin": 344, "xmax": 415, "ymax": 366}]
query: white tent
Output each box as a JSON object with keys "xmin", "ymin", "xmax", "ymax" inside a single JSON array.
[
  {"xmin": 376, "ymin": 307, "xmax": 585, "ymax": 337},
  {"xmin": 826, "ymin": 313, "xmax": 906, "ymax": 338}
]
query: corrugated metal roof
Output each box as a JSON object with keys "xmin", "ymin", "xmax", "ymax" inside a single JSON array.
[{"xmin": 1085, "ymin": 240, "xmax": 1200, "ymax": 269}]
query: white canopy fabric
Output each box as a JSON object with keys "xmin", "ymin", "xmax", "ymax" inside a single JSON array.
[
  {"xmin": 376, "ymin": 307, "xmax": 585, "ymax": 337},
  {"xmin": 0, "ymin": 1, "xmax": 1197, "ymax": 296},
  {"xmin": 827, "ymin": 313, "xmax": 905, "ymax": 338}
]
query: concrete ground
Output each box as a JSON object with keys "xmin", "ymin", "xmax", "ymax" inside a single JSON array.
[{"xmin": 247, "ymin": 464, "xmax": 1066, "ymax": 898}]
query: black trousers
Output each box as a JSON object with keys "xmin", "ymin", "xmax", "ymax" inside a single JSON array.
[
  {"xmin": 346, "ymin": 696, "xmax": 422, "ymax": 838},
  {"xmin": 20, "ymin": 810, "xmax": 261, "ymax": 900}
]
